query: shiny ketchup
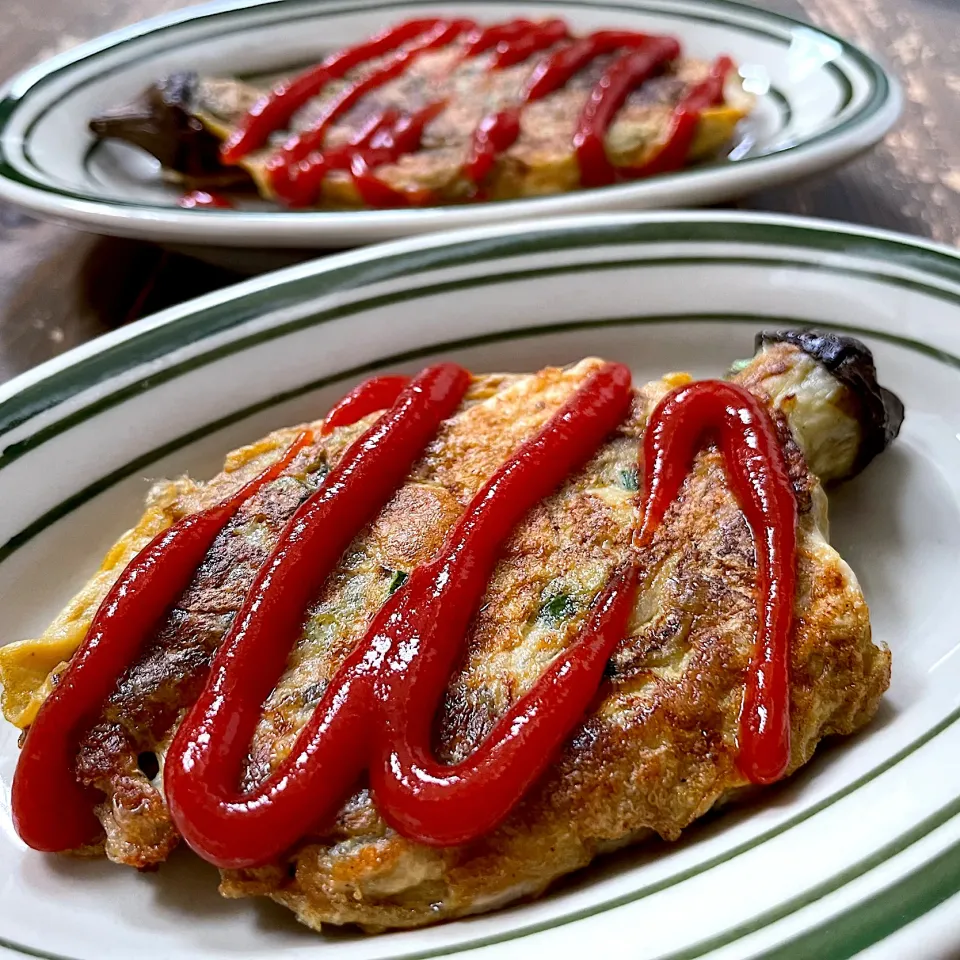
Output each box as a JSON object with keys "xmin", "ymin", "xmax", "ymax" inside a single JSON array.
[
  {"xmin": 320, "ymin": 374, "xmax": 410, "ymax": 435},
  {"xmin": 10, "ymin": 430, "xmax": 314, "ymax": 852},
  {"xmin": 637, "ymin": 381, "xmax": 796, "ymax": 785},
  {"xmin": 218, "ymin": 17, "xmax": 732, "ymax": 207},
  {"xmin": 11, "ymin": 365, "xmax": 796, "ymax": 865}
]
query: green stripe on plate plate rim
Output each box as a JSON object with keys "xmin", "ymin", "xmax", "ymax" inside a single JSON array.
[
  {"xmin": 4, "ymin": 252, "xmax": 960, "ymax": 479},
  {"xmin": 2, "ymin": 218, "xmax": 959, "ymax": 449},
  {"xmin": 0, "ymin": 0, "xmax": 873, "ymax": 207},
  {"xmin": 3, "ymin": 247, "xmax": 960, "ymax": 957}
]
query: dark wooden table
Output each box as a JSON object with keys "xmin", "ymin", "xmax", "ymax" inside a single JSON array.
[{"xmin": 0, "ymin": 0, "xmax": 957, "ymax": 383}]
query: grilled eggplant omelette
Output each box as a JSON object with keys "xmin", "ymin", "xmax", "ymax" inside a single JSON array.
[
  {"xmin": 0, "ymin": 331, "xmax": 899, "ymax": 932},
  {"xmin": 88, "ymin": 18, "xmax": 752, "ymax": 209}
]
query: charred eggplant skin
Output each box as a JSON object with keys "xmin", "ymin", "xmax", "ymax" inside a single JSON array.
[
  {"xmin": 756, "ymin": 329, "xmax": 905, "ymax": 474},
  {"xmin": 89, "ymin": 73, "xmax": 250, "ymax": 187}
]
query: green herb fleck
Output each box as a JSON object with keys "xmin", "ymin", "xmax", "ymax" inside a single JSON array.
[
  {"xmin": 538, "ymin": 592, "xmax": 576, "ymax": 626},
  {"xmin": 727, "ymin": 358, "xmax": 752, "ymax": 376},
  {"xmin": 618, "ymin": 467, "xmax": 640, "ymax": 492},
  {"xmin": 388, "ymin": 570, "xmax": 409, "ymax": 595}
]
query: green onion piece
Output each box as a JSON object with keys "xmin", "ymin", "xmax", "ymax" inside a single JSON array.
[
  {"xmin": 388, "ymin": 570, "xmax": 409, "ymax": 595},
  {"xmin": 538, "ymin": 592, "xmax": 576, "ymax": 625}
]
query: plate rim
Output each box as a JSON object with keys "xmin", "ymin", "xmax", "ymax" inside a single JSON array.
[
  {"xmin": 0, "ymin": 0, "xmax": 902, "ymax": 245},
  {"xmin": 2, "ymin": 210, "xmax": 960, "ymax": 960},
  {"xmin": 0, "ymin": 209, "xmax": 958, "ymax": 437}
]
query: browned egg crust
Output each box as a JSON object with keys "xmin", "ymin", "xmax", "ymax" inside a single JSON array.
[{"xmin": 0, "ymin": 354, "xmax": 889, "ymax": 931}]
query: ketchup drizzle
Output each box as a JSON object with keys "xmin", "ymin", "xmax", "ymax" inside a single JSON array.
[
  {"xmin": 12, "ymin": 367, "xmax": 797, "ymax": 862},
  {"xmin": 276, "ymin": 20, "xmax": 473, "ymax": 170},
  {"xmin": 622, "ymin": 55, "xmax": 732, "ymax": 180},
  {"xmin": 218, "ymin": 17, "xmax": 730, "ymax": 207},
  {"xmin": 9, "ymin": 430, "xmax": 313, "ymax": 853},
  {"xmin": 164, "ymin": 362, "xmax": 474, "ymax": 866},
  {"xmin": 163, "ymin": 362, "xmax": 632, "ymax": 865},
  {"xmin": 523, "ymin": 31, "xmax": 651, "ymax": 100},
  {"xmin": 461, "ymin": 19, "xmax": 534, "ymax": 58},
  {"xmin": 220, "ymin": 19, "xmax": 443, "ymax": 162},
  {"xmin": 573, "ymin": 35, "xmax": 681, "ymax": 187},
  {"xmin": 488, "ymin": 18, "xmax": 568, "ymax": 69},
  {"xmin": 321, "ymin": 374, "xmax": 410, "ymax": 435},
  {"xmin": 273, "ymin": 102, "xmax": 445, "ymax": 208},
  {"xmin": 464, "ymin": 108, "xmax": 521, "ymax": 186},
  {"xmin": 461, "ymin": 29, "xmax": 665, "ymax": 190},
  {"xmin": 638, "ymin": 381, "xmax": 796, "ymax": 784}
]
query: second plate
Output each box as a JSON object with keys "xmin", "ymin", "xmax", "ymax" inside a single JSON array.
[{"xmin": 0, "ymin": 0, "xmax": 900, "ymax": 248}]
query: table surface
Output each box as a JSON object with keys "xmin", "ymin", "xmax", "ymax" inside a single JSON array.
[{"xmin": 0, "ymin": 0, "xmax": 957, "ymax": 383}]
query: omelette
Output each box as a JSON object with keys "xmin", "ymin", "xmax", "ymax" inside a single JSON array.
[
  {"xmin": 87, "ymin": 17, "xmax": 753, "ymax": 209},
  {"xmin": 0, "ymin": 330, "xmax": 899, "ymax": 932}
]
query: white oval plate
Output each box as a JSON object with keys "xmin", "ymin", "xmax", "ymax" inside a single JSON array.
[
  {"xmin": 1, "ymin": 211, "xmax": 959, "ymax": 960},
  {"xmin": 0, "ymin": 0, "xmax": 900, "ymax": 248}
]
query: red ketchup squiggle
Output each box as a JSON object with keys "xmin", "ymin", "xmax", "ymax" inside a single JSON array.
[
  {"xmin": 9, "ymin": 430, "xmax": 313, "ymax": 853},
  {"xmin": 321, "ymin": 374, "xmax": 410, "ymax": 435},
  {"xmin": 638, "ymin": 381, "xmax": 796, "ymax": 784},
  {"xmin": 275, "ymin": 102, "xmax": 445, "ymax": 208},
  {"xmin": 219, "ymin": 17, "xmax": 732, "ymax": 207},
  {"xmin": 463, "ymin": 108, "xmax": 522, "ymax": 186},
  {"xmin": 460, "ymin": 18, "xmax": 579, "ymax": 188},
  {"xmin": 489, "ymin": 18, "xmax": 568, "ymax": 69},
  {"xmin": 622, "ymin": 55, "xmax": 733, "ymax": 179},
  {"xmin": 351, "ymin": 103, "xmax": 445, "ymax": 207},
  {"xmin": 525, "ymin": 31, "xmax": 652, "ymax": 99},
  {"xmin": 11, "ymin": 367, "xmax": 796, "ymax": 862},
  {"xmin": 464, "ymin": 30, "xmax": 656, "ymax": 189},
  {"xmin": 163, "ymin": 362, "xmax": 633, "ymax": 866},
  {"xmin": 163, "ymin": 362, "xmax": 475, "ymax": 866},
  {"xmin": 275, "ymin": 20, "xmax": 473, "ymax": 171},
  {"xmin": 573, "ymin": 35, "xmax": 681, "ymax": 187},
  {"xmin": 263, "ymin": 18, "xmax": 469, "ymax": 207},
  {"xmin": 220, "ymin": 18, "xmax": 443, "ymax": 162},
  {"xmin": 461, "ymin": 19, "xmax": 535, "ymax": 58}
]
